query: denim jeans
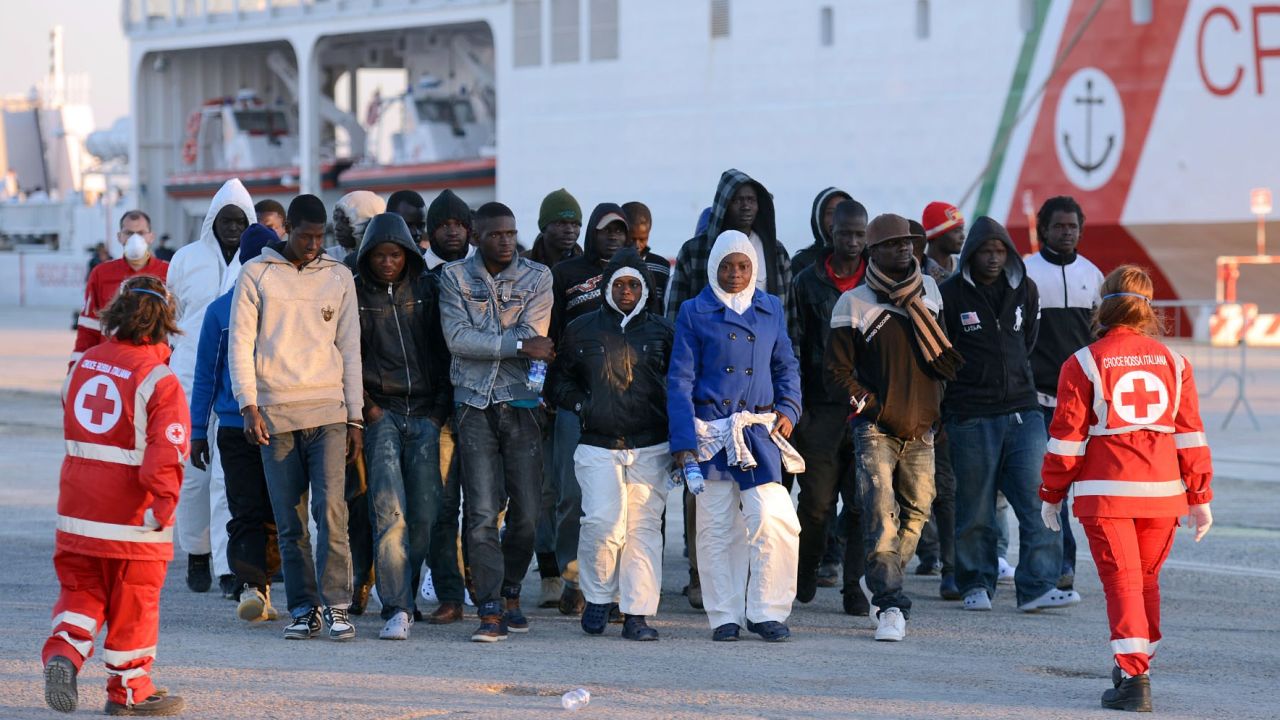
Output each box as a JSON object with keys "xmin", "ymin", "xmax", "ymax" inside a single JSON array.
[
  {"xmin": 914, "ymin": 427, "xmax": 956, "ymax": 574},
  {"xmin": 534, "ymin": 418, "xmax": 559, "ymax": 576},
  {"xmin": 455, "ymin": 402, "xmax": 544, "ymax": 608},
  {"xmin": 259, "ymin": 423, "xmax": 351, "ymax": 617},
  {"xmin": 364, "ymin": 410, "xmax": 443, "ymax": 619},
  {"xmin": 427, "ymin": 419, "xmax": 466, "ymax": 603},
  {"xmin": 1040, "ymin": 406, "xmax": 1076, "ymax": 575},
  {"xmin": 853, "ymin": 422, "xmax": 936, "ymax": 617},
  {"xmin": 552, "ymin": 409, "xmax": 583, "ymax": 580},
  {"xmin": 948, "ymin": 410, "xmax": 1062, "ymax": 605}
]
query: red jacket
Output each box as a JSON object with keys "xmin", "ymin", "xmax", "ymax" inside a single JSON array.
[
  {"xmin": 1040, "ymin": 327, "xmax": 1213, "ymax": 518},
  {"xmin": 57, "ymin": 340, "xmax": 189, "ymax": 560},
  {"xmin": 73, "ymin": 257, "xmax": 169, "ymax": 361}
]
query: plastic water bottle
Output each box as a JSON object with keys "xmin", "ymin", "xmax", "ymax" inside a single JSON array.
[
  {"xmin": 527, "ymin": 359, "xmax": 548, "ymax": 392},
  {"xmin": 561, "ymin": 688, "xmax": 591, "ymax": 711},
  {"xmin": 683, "ymin": 460, "xmax": 705, "ymax": 495}
]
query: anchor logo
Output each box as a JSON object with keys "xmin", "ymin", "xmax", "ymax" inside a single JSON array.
[{"xmin": 1054, "ymin": 67, "xmax": 1125, "ymax": 191}]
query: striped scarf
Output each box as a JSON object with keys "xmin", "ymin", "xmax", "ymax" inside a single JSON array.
[{"xmin": 866, "ymin": 258, "xmax": 964, "ymax": 381}]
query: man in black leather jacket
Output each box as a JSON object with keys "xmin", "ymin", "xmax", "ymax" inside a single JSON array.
[{"xmin": 547, "ymin": 248, "xmax": 674, "ymax": 641}]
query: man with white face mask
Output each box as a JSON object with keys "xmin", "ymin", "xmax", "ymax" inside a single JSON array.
[{"xmin": 72, "ymin": 210, "xmax": 168, "ymax": 363}]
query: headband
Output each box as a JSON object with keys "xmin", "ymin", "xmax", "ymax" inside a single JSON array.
[
  {"xmin": 1102, "ymin": 292, "xmax": 1150, "ymax": 302},
  {"xmin": 129, "ymin": 288, "xmax": 168, "ymax": 303}
]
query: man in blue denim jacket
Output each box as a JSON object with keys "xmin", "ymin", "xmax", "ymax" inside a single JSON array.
[{"xmin": 436, "ymin": 202, "xmax": 555, "ymax": 642}]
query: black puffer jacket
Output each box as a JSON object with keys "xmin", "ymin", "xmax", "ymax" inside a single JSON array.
[
  {"xmin": 355, "ymin": 213, "xmax": 451, "ymax": 424},
  {"xmin": 548, "ymin": 249, "xmax": 674, "ymax": 450}
]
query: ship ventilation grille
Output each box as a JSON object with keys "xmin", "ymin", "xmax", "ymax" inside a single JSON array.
[{"xmin": 711, "ymin": 0, "xmax": 730, "ymax": 38}]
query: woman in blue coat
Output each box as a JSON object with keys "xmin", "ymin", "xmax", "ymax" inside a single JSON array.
[{"xmin": 668, "ymin": 229, "xmax": 804, "ymax": 642}]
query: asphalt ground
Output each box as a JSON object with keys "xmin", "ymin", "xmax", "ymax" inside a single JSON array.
[{"xmin": 1, "ymin": 308, "xmax": 1277, "ymax": 719}]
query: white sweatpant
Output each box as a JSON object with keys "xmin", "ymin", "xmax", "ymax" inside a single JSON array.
[
  {"xmin": 176, "ymin": 420, "xmax": 231, "ymax": 577},
  {"xmin": 574, "ymin": 443, "xmax": 670, "ymax": 616},
  {"xmin": 695, "ymin": 480, "xmax": 800, "ymax": 629}
]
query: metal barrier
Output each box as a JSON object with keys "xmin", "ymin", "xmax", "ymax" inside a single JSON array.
[{"xmin": 1153, "ymin": 300, "xmax": 1259, "ymax": 431}]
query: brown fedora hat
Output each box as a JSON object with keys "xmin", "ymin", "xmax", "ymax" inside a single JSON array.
[{"xmin": 865, "ymin": 213, "xmax": 920, "ymax": 247}]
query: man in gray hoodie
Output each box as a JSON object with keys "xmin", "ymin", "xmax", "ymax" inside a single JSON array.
[{"xmin": 229, "ymin": 194, "xmax": 364, "ymax": 642}]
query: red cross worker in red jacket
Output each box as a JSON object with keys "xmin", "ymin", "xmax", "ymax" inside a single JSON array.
[
  {"xmin": 1039, "ymin": 265, "xmax": 1213, "ymax": 713},
  {"xmin": 42, "ymin": 274, "xmax": 189, "ymax": 717}
]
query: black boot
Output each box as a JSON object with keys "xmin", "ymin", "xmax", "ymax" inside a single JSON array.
[
  {"xmin": 796, "ymin": 567, "xmax": 818, "ymax": 603},
  {"xmin": 185, "ymin": 554, "xmax": 211, "ymax": 593},
  {"xmin": 1101, "ymin": 673, "xmax": 1152, "ymax": 712}
]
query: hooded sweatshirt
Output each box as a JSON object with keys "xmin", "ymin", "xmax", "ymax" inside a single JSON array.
[
  {"xmin": 549, "ymin": 203, "xmax": 630, "ymax": 341},
  {"xmin": 168, "ymin": 178, "xmax": 258, "ymax": 396},
  {"xmin": 939, "ymin": 216, "xmax": 1041, "ymax": 418},
  {"xmin": 667, "ymin": 169, "xmax": 792, "ymax": 320},
  {"xmin": 228, "ymin": 243, "xmax": 363, "ymax": 433},
  {"xmin": 548, "ymin": 249, "xmax": 675, "ymax": 449},
  {"xmin": 791, "ymin": 187, "xmax": 852, "ymax": 276},
  {"xmin": 354, "ymin": 213, "xmax": 452, "ymax": 424}
]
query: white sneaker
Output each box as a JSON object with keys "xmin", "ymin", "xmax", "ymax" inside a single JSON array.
[
  {"xmin": 964, "ymin": 589, "xmax": 993, "ymax": 611},
  {"xmin": 874, "ymin": 607, "xmax": 906, "ymax": 642},
  {"xmin": 997, "ymin": 557, "xmax": 1016, "ymax": 585},
  {"xmin": 539, "ymin": 576, "xmax": 565, "ymax": 608},
  {"xmin": 1018, "ymin": 587, "xmax": 1082, "ymax": 613},
  {"xmin": 419, "ymin": 569, "xmax": 438, "ymax": 604},
  {"xmin": 237, "ymin": 584, "xmax": 267, "ymax": 622},
  {"xmin": 858, "ymin": 576, "xmax": 880, "ymax": 622},
  {"xmin": 379, "ymin": 610, "xmax": 413, "ymax": 640}
]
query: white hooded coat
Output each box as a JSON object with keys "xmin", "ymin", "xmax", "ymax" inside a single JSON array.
[{"xmin": 168, "ymin": 178, "xmax": 257, "ymax": 396}]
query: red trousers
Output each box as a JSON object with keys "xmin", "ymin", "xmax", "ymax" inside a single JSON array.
[
  {"xmin": 1081, "ymin": 516, "xmax": 1178, "ymax": 676},
  {"xmin": 42, "ymin": 550, "xmax": 166, "ymax": 706}
]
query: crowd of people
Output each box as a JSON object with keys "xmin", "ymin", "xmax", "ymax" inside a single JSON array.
[{"xmin": 42, "ymin": 169, "xmax": 1215, "ymax": 716}]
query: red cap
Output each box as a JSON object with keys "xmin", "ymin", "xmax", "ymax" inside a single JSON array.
[{"xmin": 922, "ymin": 202, "xmax": 964, "ymax": 240}]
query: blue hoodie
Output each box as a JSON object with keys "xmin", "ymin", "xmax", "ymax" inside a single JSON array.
[{"xmin": 189, "ymin": 224, "xmax": 274, "ymax": 439}]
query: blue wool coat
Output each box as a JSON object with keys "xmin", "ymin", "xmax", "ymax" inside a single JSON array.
[{"xmin": 668, "ymin": 286, "xmax": 802, "ymax": 489}]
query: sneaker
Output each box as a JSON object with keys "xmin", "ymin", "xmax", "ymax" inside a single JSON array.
[
  {"xmin": 324, "ymin": 607, "xmax": 356, "ymax": 640},
  {"xmin": 428, "ymin": 601, "xmax": 463, "ymax": 625},
  {"xmin": 796, "ymin": 568, "xmax": 818, "ymax": 603},
  {"xmin": 502, "ymin": 590, "xmax": 529, "ymax": 633},
  {"xmin": 581, "ymin": 602, "xmax": 610, "ymax": 635},
  {"xmin": 1018, "ymin": 587, "xmax": 1082, "ymax": 613},
  {"xmin": 219, "ymin": 574, "xmax": 238, "ymax": 600},
  {"xmin": 539, "ymin": 576, "xmax": 564, "ymax": 608},
  {"xmin": 419, "ymin": 569, "xmax": 438, "ymax": 604},
  {"xmin": 104, "ymin": 693, "xmax": 185, "ymax": 716},
  {"xmin": 471, "ymin": 602, "xmax": 508, "ymax": 643},
  {"xmin": 558, "ymin": 585, "xmax": 585, "ymax": 616},
  {"xmin": 622, "ymin": 615, "xmax": 659, "ymax": 641},
  {"xmin": 685, "ymin": 575, "xmax": 704, "ymax": 610},
  {"xmin": 186, "ymin": 553, "xmax": 211, "ymax": 593},
  {"xmin": 874, "ymin": 607, "xmax": 907, "ymax": 642},
  {"xmin": 964, "ymin": 589, "xmax": 993, "ymax": 611},
  {"xmin": 236, "ymin": 584, "xmax": 267, "ymax": 622},
  {"xmin": 1101, "ymin": 673, "xmax": 1152, "ymax": 712},
  {"xmin": 379, "ymin": 611, "xmax": 412, "ymax": 640},
  {"xmin": 939, "ymin": 574, "xmax": 962, "ymax": 601},
  {"xmin": 815, "ymin": 561, "xmax": 840, "ymax": 588},
  {"xmin": 263, "ymin": 587, "xmax": 279, "ymax": 621},
  {"xmin": 858, "ymin": 576, "xmax": 880, "ymax": 620},
  {"xmin": 997, "ymin": 557, "xmax": 1016, "ymax": 585},
  {"xmin": 842, "ymin": 588, "xmax": 870, "ymax": 617},
  {"xmin": 915, "ymin": 559, "xmax": 942, "ymax": 576},
  {"xmin": 43, "ymin": 655, "xmax": 78, "ymax": 713},
  {"xmin": 283, "ymin": 608, "xmax": 322, "ymax": 639},
  {"xmin": 349, "ymin": 582, "xmax": 372, "ymax": 616}
]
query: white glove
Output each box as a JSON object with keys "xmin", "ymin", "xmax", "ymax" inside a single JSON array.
[
  {"xmin": 142, "ymin": 508, "xmax": 162, "ymax": 531},
  {"xmin": 1040, "ymin": 501, "xmax": 1062, "ymax": 532},
  {"xmin": 1187, "ymin": 504, "xmax": 1213, "ymax": 542}
]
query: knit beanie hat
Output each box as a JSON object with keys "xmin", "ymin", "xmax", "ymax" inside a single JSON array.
[
  {"xmin": 538, "ymin": 188, "xmax": 582, "ymax": 231},
  {"xmin": 427, "ymin": 189, "xmax": 472, "ymax": 238},
  {"xmin": 238, "ymin": 223, "xmax": 276, "ymax": 264},
  {"xmin": 922, "ymin": 201, "xmax": 964, "ymax": 240}
]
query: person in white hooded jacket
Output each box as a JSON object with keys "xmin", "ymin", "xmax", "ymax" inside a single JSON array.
[{"xmin": 168, "ymin": 178, "xmax": 256, "ymax": 596}]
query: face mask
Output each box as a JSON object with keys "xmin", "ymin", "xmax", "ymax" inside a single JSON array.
[{"xmin": 123, "ymin": 233, "xmax": 149, "ymax": 261}]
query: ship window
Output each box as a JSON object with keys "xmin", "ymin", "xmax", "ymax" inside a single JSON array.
[
  {"xmin": 711, "ymin": 0, "xmax": 730, "ymax": 38},
  {"xmin": 514, "ymin": 0, "xmax": 542, "ymax": 67},
  {"xmin": 590, "ymin": 0, "xmax": 619, "ymax": 61},
  {"xmin": 916, "ymin": 0, "xmax": 930, "ymax": 39},
  {"xmin": 551, "ymin": 0, "xmax": 581, "ymax": 63},
  {"xmin": 414, "ymin": 99, "xmax": 476, "ymax": 127},
  {"xmin": 233, "ymin": 111, "xmax": 289, "ymax": 136},
  {"xmin": 820, "ymin": 6, "xmax": 834, "ymax": 46}
]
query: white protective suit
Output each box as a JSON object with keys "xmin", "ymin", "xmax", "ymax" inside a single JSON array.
[{"xmin": 169, "ymin": 178, "xmax": 257, "ymax": 577}]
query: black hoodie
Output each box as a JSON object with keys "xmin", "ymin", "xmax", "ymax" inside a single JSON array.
[
  {"xmin": 666, "ymin": 169, "xmax": 792, "ymax": 319},
  {"xmin": 939, "ymin": 216, "xmax": 1041, "ymax": 418},
  {"xmin": 548, "ymin": 249, "xmax": 675, "ymax": 450},
  {"xmin": 791, "ymin": 187, "xmax": 852, "ymax": 276},
  {"xmin": 354, "ymin": 213, "xmax": 451, "ymax": 424},
  {"xmin": 548, "ymin": 202, "xmax": 629, "ymax": 342}
]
